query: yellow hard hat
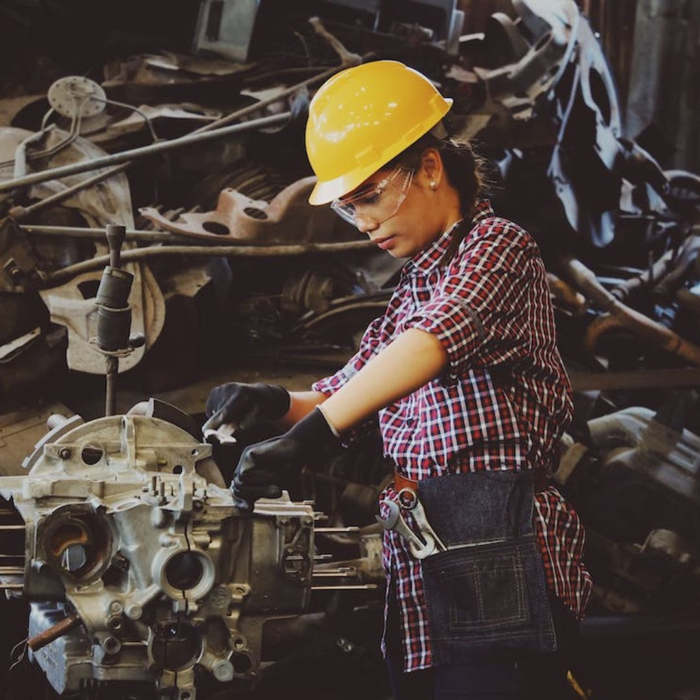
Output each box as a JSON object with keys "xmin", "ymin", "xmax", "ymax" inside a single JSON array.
[{"xmin": 306, "ymin": 60, "xmax": 453, "ymax": 205}]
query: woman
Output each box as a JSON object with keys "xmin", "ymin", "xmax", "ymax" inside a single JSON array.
[{"xmin": 205, "ymin": 61, "xmax": 591, "ymax": 699}]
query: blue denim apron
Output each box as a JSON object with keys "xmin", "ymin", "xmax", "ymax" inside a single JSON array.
[{"xmin": 417, "ymin": 471, "xmax": 557, "ymax": 665}]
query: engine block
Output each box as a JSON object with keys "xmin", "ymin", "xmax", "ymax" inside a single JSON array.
[{"xmin": 0, "ymin": 412, "xmax": 315, "ymax": 698}]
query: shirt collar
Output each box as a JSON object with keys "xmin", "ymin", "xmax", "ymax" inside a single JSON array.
[{"xmin": 403, "ymin": 199, "xmax": 494, "ymax": 276}]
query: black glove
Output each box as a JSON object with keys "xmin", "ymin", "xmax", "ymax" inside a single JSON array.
[
  {"xmin": 232, "ymin": 408, "xmax": 340, "ymax": 511},
  {"xmin": 203, "ymin": 382, "xmax": 290, "ymax": 439}
]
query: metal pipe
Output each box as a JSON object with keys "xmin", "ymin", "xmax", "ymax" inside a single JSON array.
[
  {"xmin": 190, "ymin": 63, "xmax": 360, "ymax": 136},
  {"xmin": 27, "ymin": 613, "xmax": 81, "ymax": 652},
  {"xmin": 0, "ymin": 567, "xmax": 24, "ymax": 574},
  {"xmin": 5, "ymin": 60, "xmax": 365, "ymax": 213},
  {"xmin": 560, "ymin": 256, "xmax": 700, "ymax": 365},
  {"xmin": 311, "ymin": 584, "xmax": 378, "ymax": 591},
  {"xmin": 19, "ymin": 224, "xmax": 175, "ymax": 242},
  {"xmin": 314, "ymin": 527, "xmax": 361, "ymax": 533},
  {"xmin": 0, "ymin": 112, "xmax": 290, "ymax": 193},
  {"xmin": 0, "ymin": 525, "xmax": 26, "ymax": 531},
  {"xmin": 8, "ymin": 164, "xmax": 129, "ymax": 220},
  {"xmin": 105, "ymin": 356, "xmax": 118, "ymax": 417},
  {"xmin": 43, "ymin": 240, "xmax": 375, "ymax": 285}
]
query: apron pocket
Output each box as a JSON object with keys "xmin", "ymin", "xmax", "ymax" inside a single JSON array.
[{"xmin": 422, "ymin": 535, "xmax": 556, "ymax": 665}]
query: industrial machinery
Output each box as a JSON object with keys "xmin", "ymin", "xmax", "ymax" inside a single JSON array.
[{"xmin": 0, "ymin": 411, "xmax": 315, "ymax": 698}]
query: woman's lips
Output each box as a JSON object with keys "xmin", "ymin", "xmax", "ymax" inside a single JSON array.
[{"xmin": 375, "ymin": 235, "xmax": 396, "ymax": 250}]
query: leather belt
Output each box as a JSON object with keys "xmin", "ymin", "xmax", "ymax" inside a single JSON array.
[
  {"xmin": 394, "ymin": 471, "xmax": 418, "ymax": 492},
  {"xmin": 394, "ymin": 469, "xmax": 551, "ymax": 493}
]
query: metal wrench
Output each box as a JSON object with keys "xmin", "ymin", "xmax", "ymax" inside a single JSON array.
[
  {"xmin": 376, "ymin": 499, "xmax": 441, "ymax": 559},
  {"xmin": 398, "ymin": 488, "xmax": 447, "ymax": 553}
]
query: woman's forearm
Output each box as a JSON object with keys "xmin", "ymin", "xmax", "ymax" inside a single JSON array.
[
  {"xmin": 280, "ymin": 390, "xmax": 328, "ymax": 427},
  {"xmin": 319, "ymin": 328, "xmax": 447, "ymax": 433}
]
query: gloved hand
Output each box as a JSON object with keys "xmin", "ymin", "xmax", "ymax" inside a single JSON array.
[
  {"xmin": 232, "ymin": 407, "xmax": 340, "ymax": 511},
  {"xmin": 203, "ymin": 382, "xmax": 290, "ymax": 440}
]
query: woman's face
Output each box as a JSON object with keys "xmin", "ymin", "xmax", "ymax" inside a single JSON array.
[{"xmin": 335, "ymin": 149, "xmax": 463, "ymax": 258}]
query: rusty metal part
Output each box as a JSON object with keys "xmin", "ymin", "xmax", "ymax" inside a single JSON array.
[
  {"xmin": 43, "ymin": 240, "xmax": 375, "ymax": 285},
  {"xmin": 547, "ymin": 272, "xmax": 586, "ymax": 313},
  {"xmin": 0, "ymin": 112, "xmax": 290, "ymax": 193},
  {"xmin": 308, "ymin": 17, "xmax": 362, "ymax": 66},
  {"xmin": 27, "ymin": 614, "xmax": 81, "ymax": 652},
  {"xmin": 611, "ymin": 234, "xmax": 700, "ymax": 302},
  {"xmin": 140, "ymin": 177, "xmax": 341, "ymax": 243},
  {"xmin": 560, "ymin": 256, "xmax": 700, "ymax": 365}
]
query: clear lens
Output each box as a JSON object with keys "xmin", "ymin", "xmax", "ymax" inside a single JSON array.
[{"xmin": 331, "ymin": 168, "xmax": 413, "ymax": 228}]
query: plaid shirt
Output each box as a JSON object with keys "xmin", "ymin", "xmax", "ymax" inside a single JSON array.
[{"xmin": 312, "ymin": 200, "xmax": 592, "ymax": 672}]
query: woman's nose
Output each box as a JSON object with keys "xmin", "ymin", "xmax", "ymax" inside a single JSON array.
[{"xmin": 355, "ymin": 214, "xmax": 378, "ymax": 234}]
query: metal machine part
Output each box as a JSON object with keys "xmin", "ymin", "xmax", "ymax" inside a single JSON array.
[
  {"xmin": 47, "ymin": 77, "xmax": 107, "ymax": 120},
  {"xmin": 140, "ymin": 177, "xmax": 344, "ymax": 244},
  {"xmin": 0, "ymin": 412, "xmax": 318, "ymax": 698}
]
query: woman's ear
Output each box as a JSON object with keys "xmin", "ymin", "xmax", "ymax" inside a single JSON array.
[{"xmin": 419, "ymin": 148, "xmax": 444, "ymax": 189}]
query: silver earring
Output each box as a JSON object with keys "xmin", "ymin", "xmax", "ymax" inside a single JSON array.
[{"xmin": 429, "ymin": 181, "xmax": 437, "ymax": 190}]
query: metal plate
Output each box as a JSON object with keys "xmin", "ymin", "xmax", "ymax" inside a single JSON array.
[{"xmin": 47, "ymin": 76, "xmax": 106, "ymax": 119}]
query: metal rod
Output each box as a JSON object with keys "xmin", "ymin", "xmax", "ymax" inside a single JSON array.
[
  {"xmin": 44, "ymin": 240, "xmax": 374, "ymax": 285},
  {"xmin": 0, "ymin": 112, "xmax": 290, "ymax": 193},
  {"xmin": 0, "ymin": 525, "xmax": 26, "ymax": 531},
  {"xmin": 27, "ymin": 614, "xmax": 81, "ymax": 652},
  {"xmin": 0, "ymin": 584, "xmax": 24, "ymax": 590},
  {"xmin": 190, "ymin": 63, "xmax": 358, "ymax": 135},
  {"xmin": 0, "ymin": 567, "xmax": 24, "ymax": 574},
  {"xmin": 19, "ymin": 224, "xmax": 176, "ymax": 242},
  {"xmin": 311, "ymin": 585, "xmax": 378, "ymax": 591},
  {"xmin": 9, "ymin": 164, "xmax": 129, "ymax": 220},
  {"xmin": 105, "ymin": 356, "xmax": 118, "ymax": 416},
  {"xmin": 314, "ymin": 527, "xmax": 361, "ymax": 533}
]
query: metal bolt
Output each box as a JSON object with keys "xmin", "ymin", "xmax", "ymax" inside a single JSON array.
[
  {"xmin": 58, "ymin": 447, "xmax": 72, "ymax": 460},
  {"xmin": 212, "ymin": 659, "xmax": 234, "ymax": 682},
  {"xmin": 125, "ymin": 603, "xmax": 142, "ymax": 620},
  {"xmin": 109, "ymin": 601, "xmax": 123, "ymax": 615},
  {"xmin": 101, "ymin": 635, "xmax": 121, "ymax": 655}
]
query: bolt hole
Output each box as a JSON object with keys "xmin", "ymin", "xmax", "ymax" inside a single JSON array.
[
  {"xmin": 243, "ymin": 207, "xmax": 267, "ymax": 220},
  {"xmin": 202, "ymin": 221, "xmax": 230, "ymax": 236},
  {"xmin": 191, "ymin": 449, "xmax": 198, "ymax": 456},
  {"xmin": 233, "ymin": 638, "xmax": 245, "ymax": 650},
  {"xmin": 173, "ymin": 465, "xmax": 183, "ymax": 474},
  {"xmin": 81, "ymin": 445, "xmax": 103, "ymax": 465}
]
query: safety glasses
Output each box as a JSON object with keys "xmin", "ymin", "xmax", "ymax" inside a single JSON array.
[{"xmin": 331, "ymin": 167, "xmax": 413, "ymax": 228}]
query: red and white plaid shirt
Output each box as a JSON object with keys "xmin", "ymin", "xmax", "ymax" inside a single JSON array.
[{"xmin": 312, "ymin": 200, "xmax": 592, "ymax": 672}]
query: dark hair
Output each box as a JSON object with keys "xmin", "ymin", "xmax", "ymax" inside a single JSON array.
[{"xmin": 384, "ymin": 129, "xmax": 487, "ymax": 263}]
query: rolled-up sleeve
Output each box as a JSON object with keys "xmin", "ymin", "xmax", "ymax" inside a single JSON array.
[{"xmin": 403, "ymin": 220, "xmax": 536, "ymax": 381}]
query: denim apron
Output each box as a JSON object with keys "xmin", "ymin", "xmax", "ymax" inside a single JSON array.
[{"xmin": 417, "ymin": 471, "xmax": 557, "ymax": 665}]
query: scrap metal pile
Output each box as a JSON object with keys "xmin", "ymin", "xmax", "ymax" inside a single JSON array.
[{"xmin": 0, "ymin": 0, "xmax": 699, "ymax": 697}]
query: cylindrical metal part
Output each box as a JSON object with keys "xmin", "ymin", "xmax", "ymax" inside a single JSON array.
[
  {"xmin": 96, "ymin": 266, "xmax": 133, "ymax": 308},
  {"xmin": 105, "ymin": 356, "xmax": 118, "ymax": 417},
  {"xmin": 97, "ymin": 306, "xmax": 131, "ymax": 351},
  {"xmin": 27, "ymin": 613, "xmax": 81, "ymax": 652},
  {"xmin": 105, "ymin": 224, "xmax": 126, "ymax": 268},
  {"xmin": 46, "ymin": 414, "xmax": 70, "ymax": 430}
]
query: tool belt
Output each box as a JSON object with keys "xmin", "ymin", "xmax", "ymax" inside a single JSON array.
[{"xmin": 399, "ymin": 471, "xmax": 557, "ymax": 664}]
